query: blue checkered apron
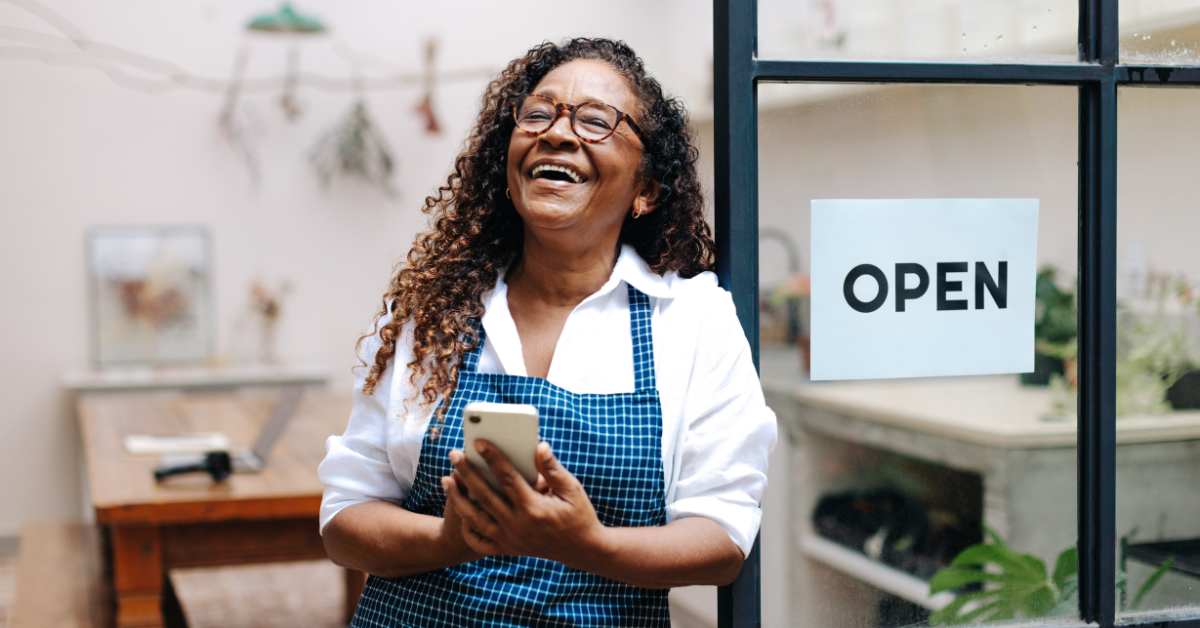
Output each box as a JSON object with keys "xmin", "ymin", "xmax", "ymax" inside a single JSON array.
[{"xmin": 351, "ymin": 284, "xmax": 670, "ymax": 628}]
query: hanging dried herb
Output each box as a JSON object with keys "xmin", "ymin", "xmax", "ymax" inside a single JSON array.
[{"xmin": 309, "ymin": 100, "xmax": 396, "ymax": 197}]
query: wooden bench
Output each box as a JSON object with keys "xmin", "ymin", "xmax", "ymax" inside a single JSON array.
[{"xmin": 11, "ymin": 523, "xmax": 114, "ymax": 628}]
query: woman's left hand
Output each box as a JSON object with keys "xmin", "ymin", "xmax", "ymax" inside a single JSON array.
[{"xmin": 444, "ymin": 441, "xmax": 609, "ymax": 565}]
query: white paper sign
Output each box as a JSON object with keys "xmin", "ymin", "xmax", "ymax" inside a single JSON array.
[{"xmin": 810, "ymin": 199, "xmax": 1038, "ymax": 380}]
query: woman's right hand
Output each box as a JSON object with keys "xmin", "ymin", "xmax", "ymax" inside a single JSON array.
[{"xmin": 440, "ymin": 475, "xmax": 490, "ymax": 561}]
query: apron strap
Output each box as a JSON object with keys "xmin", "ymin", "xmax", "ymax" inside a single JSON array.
[
  {"xmin": 628, "ymin": 284, "xmax": 657, "ymax": 391},
  {"xmin": 460, "ymin": 325, "xmax": 487, "ymax": 374}
]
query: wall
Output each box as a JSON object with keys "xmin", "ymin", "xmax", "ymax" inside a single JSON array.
[{"xmin": 0, "ymin": 0, "xmax": 715, "ymax": 536}]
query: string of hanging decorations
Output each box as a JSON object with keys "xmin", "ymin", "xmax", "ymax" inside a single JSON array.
[{"xmin": 0, "ymin": 0, "xmax": 495, "ymax": 195}]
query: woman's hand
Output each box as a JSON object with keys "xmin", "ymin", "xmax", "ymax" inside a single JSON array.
[
  {"xmin": 444, "ymin": 441, "xmax": 609, "ymax": 565},
  {"xmin": 322, "ymin": 499, "xmax": 483, "ymax": 579},
  {"xmin": 436, "ymin": 478, "xmax": 486, "ymax": 564}
]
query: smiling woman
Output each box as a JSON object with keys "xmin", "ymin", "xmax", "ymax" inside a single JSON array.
[{"xmin": 317, "ymin": 38, "xmax": 776, "ymax": 628}]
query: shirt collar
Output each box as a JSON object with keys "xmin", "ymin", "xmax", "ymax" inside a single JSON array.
[
  {"xmin": 610, "ymin": 244, "xmax": 674, "ymax": 300},
  {"xmin": 479, "ymin": 245, "xmax": 673, "ymax": 375}
]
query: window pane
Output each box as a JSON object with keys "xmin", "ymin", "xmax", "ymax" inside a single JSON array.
[
  {"xmin": 1115, "ymin": 86, "xmax": 1200, "ymax": 624},
  {"xmin": 749, "ymin": 83, "xmax": 1079, "ymax": 627},
  {"xmin": 1120, "ymin": 0, "xmax": 1200, "ymax": 65},
  {"xmin": 757, "ymin": 0, "xmax": 1079, "ymax": 63}
]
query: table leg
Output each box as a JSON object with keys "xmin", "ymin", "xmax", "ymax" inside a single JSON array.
[
  {"xmin": 344, "ymin": 568, "xmax": 367, "ymax": 623},
  {"xmin": 111, "ymin": 524, "xmax": 165, "ymax": 627}
]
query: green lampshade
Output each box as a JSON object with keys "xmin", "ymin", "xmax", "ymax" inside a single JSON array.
[{"xmin": 247, "ymin": 3, "xmax": 326, "ymax": 34}]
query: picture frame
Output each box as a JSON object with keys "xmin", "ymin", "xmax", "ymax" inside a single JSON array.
[{"xmin": 86, "ymin": 226, "xmax": 214, "ymax": 367}]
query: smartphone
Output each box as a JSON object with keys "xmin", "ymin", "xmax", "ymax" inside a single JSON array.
[{"xmin": 461, "ymin": 401, "xmax": 540, "ymax": 493}]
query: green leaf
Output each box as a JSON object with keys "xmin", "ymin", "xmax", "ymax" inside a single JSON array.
[
  {"xmin": 1056, "ymin": 577, "xmax": 1078, "ymax": 605},
  {"xmin": 954, "ymin": 600, "xmax": 1003, "ymax": 625},
  {"xmin": 950, "ymin": 544, "xmax": 1046, "ymax": 581},
  {"xmin": 930, "ymin": 590, "xmax": 999, "ymax": 625},
  {"xmin": 1051, "ymin": 547, "xmax": 1078, "ymax": 590},
  {"xmin": 930, "ymin": 567, "xmax": 1006, "ymax": 593},
  {"xmin": 1130, "ymin": 556, "xmax": 1175, "ymax": 611},
  {"xmin": 931, "ymin": 534, "xmax": 1071, "ymax": 625},
  {"xmin": 1020, "ymin": 583, "xmax": 1059, "ymax": 617}
]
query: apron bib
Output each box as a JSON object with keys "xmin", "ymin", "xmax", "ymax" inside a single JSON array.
[{"xmin": 351, "ymin": 284, "xmax": 670, "ymax": 628}]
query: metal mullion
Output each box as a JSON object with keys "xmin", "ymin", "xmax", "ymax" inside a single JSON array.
[
  {"xmin": 755, "ymin": 59, "xmax": 1108, "ymax": 84},
  {"xmin": 1077, "ymin": 76, "xmax": 1119, "ymax": 628},
  {"xmin": 1078, "ymin": 0, "xmax": 1118, "ymax": 624},
  {"xmin": 714, "ymin": 0, "xmax": 761, "ymax": 627}
]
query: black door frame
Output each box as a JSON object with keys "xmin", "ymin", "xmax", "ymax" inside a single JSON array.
[{"xmin": 712, "ymin": 0, "xmax": 1200, "ymax": 626}]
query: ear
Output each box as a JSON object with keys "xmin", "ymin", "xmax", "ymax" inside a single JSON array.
[{"xmin": 632, "ymin": 180, "xmax": 661, "ymax": 217}]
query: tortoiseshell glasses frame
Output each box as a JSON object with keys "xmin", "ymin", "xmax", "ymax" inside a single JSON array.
[{"xmin": 509, "ymin": 94, "xmax": 644, "ymax": 143}]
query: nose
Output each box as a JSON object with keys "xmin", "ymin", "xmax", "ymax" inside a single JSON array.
[{"xmin": 539, "ymin": 106, "xmax": 580, "ymax": 149}]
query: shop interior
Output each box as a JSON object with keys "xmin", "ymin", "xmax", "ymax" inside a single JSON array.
[{"xmin": 2, "ymin": 1, "xmax": 1199, "ymax": 627}]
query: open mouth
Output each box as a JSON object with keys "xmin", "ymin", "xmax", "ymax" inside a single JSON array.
[{"xmin": 531, "ymin": 164, "xmax": 586, "ymax": 184}]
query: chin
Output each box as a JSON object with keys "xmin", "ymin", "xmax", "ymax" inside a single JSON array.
[{"xmin": 520, "ymin": 201, "xmax": 586, "ymax": 228}]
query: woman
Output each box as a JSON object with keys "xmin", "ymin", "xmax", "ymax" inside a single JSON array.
[{"xmin": 319, "ymin": 38, "xmax": 775, "ymax": 627}]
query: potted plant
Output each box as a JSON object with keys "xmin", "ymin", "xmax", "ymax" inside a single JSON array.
[
  {"xmin": 929, "ymin": 529, "xmax": 1173, "ymax": 625},
  {"xmin": 1116, "ymin": 271, "xmax": 1200, "ymax": 415},
  {"xmin": 1022, "ymin": 267, "xmax": 1077, "ymax": 386}
]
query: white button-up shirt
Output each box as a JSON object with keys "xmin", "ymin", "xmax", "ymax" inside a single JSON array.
[{"xmin": 318, "ymin": 245, "xmax": 776, "ymax": 557}]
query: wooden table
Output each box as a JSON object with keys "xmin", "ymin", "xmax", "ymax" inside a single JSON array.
[{"xmin": 78, "ymin": 389, "xmax": 363, "ymax": 627}]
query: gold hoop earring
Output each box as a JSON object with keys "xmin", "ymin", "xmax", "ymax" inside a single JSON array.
[
  {"xmin": 506, "ymin": 188, "xmax": 510, "ymax": 199},
  {"xmin": 632, "ymin": 209, "xmax": 642, "ymax": 219}
]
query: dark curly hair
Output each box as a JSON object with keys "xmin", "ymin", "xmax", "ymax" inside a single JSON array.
[{"xmin": 360, "ymin": 38, "xmax": 715, "ymax": 430}]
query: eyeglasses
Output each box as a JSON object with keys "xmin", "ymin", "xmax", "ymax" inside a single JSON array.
[{"xmin": 509, "ymin": 94, "xmax": 643, "ymax": 143}]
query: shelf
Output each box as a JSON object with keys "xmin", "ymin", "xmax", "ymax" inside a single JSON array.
[
  {"xmin": 798, "ymin": 534, "xmax": 955, "ymax": 611},
  {"xmin": 61, "ymin": 364, "xmax": 332, "ymax": 393}
]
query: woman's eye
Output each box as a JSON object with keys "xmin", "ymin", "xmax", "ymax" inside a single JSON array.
[
  {"xmin": 580, "ymin": 117, "xmax": 613, "ymax": 130},
  {"xmin": 521, "ymin": 111, "xmax": 552, "ymax": 122}
]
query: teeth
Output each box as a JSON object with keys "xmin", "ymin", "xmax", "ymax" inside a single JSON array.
[{"xmin": 532, "ymin": 164, "xmax": 583, "ymax": 184}]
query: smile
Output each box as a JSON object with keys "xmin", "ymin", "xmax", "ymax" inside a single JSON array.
[{"xmin": 531, "ymin": 164, "xmax": 586, "ymax": 184}]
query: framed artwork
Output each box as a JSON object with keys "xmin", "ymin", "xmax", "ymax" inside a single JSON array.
[{"xmin": 87, "ymin": 226, "xmax": 214, "ymax": 366}]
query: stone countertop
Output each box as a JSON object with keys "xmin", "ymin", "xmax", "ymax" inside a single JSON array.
[{"xmin": 759, "ymin": 347, "xmax": 1200, "ymax": 449}]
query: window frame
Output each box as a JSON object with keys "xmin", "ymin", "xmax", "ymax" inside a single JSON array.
[{"xmin": 711, "ymin": 1, "xmax": 1200, "ymax": 627}]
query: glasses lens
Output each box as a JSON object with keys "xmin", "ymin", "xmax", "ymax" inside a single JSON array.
[
  {"xmin": 573, "ymin": 103, "xmax": 620, "ymax": 141},
  {"xmin": 514, "ymin": 96, "xmax": 556, "ymax": 133}
]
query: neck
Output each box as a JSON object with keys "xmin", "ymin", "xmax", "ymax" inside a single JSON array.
[{"xmin": 507, "ymin": 231, "xmax": 621, "ymax": 309}]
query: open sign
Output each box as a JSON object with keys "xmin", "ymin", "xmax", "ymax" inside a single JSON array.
[
  {"xmin": 843, "ymin": 261, "xmax": 1007, "ymax": 313},
  {"xmin": 810, "ymin": 199, "xmax": 1038, "ymax": 381}
]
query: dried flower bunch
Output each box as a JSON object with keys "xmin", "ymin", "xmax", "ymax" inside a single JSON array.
[{"xmin": 309, "ymin": 100, "xmax": 396, "ymax": 197}]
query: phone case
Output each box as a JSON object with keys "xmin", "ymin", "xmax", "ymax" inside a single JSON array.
[{"xmin": 461, "ymin": 402, "xmax": 540, "ymax": 492}]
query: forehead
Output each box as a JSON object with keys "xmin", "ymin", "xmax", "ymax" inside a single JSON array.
[{"xmin": 531, "ymin": 59, "xmax": 638, "ymax": 112}]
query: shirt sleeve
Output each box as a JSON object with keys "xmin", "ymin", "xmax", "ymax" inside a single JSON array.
[
  {"xmin": 665, "ymin": 289, "xmax": 777, "ymax": 558},
  {"xmin": 318, "ymin": 311, "xmax": 421, "ymax": 534}
]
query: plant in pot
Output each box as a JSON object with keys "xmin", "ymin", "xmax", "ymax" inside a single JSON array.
[
  {"xmin": 1022, "ymin": 267, "xmax": 1077, "ymax": 386},
  {"xmin": 929, "ymin": 529, "xmax": 1174, "ymax": 625},
  {"xmin": 1116, "ymin": 271, "xmax": 1200, "ymax": 415},
  {"xmin": 1044, "ymin": 271, "xmax": 1200, "ymax": 418}
]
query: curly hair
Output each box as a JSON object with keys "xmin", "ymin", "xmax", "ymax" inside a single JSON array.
[{"xmin": 359, "ymin": 37, "xmax": 715, "ymax": 432}]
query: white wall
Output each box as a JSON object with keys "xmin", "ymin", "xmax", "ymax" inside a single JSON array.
[{"xmin": 0, "ymin": 0, "xmax": 715, "ymax": 536}]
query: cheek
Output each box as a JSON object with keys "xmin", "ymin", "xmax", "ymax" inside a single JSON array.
[
  {"xmin": 599, "ymin": 149, "xmax": 643, "ymax": 191},
  {"xmin": 506, "ymin": 132, "xmax": 529, "ymax": 181}
]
